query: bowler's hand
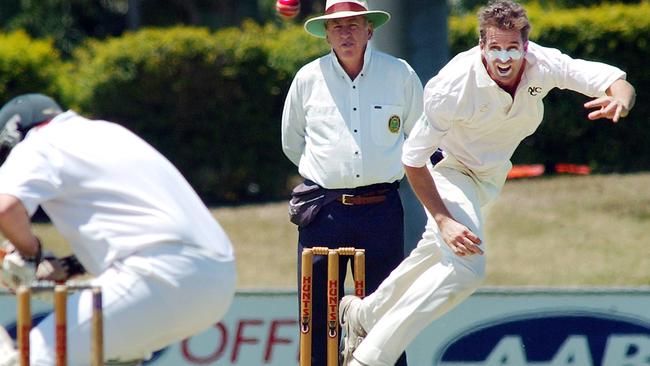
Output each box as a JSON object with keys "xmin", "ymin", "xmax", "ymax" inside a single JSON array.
[
  {"xmin": 437, "ymin": 217, "xmax": 483, "ymax": 257},
  {"xmin": 584, "ymin": 96, "xmax": 629, "ymax": 123}
]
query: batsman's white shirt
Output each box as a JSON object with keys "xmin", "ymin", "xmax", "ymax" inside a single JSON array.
[
  {"xmin": 0, "ymin": 111, "xmax": 236, "ymax": 364},
  {"xmin": 0, "ymin": 111, "xmax": 234, "ymax": 275},
  {"xmin": 282, "ymin": 46, "xmax": 423, "ymax": 188},
  {"xmin": 352, "ymin": 42, "xmax": 627, "ymax": 366}
]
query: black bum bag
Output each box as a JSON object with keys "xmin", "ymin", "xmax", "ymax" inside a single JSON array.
[
  {"xmin": 288, "ymin": 182, "xmax": 336, "ymax": 227},
  {"xmin": 288, "ymin": 181, "xmax": 400, "ymax": 227}
]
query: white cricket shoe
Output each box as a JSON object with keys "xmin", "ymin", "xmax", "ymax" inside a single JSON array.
[{"xmin": 339, "ymin": 295, "xmax": 367, "ymax": 365}]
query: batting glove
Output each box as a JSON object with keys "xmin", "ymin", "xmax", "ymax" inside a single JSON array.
[
  {"xmin": 36, "ymin": 254, "xmax": 87, "ymax": 282},
  {"xmin": 0, "ymin": 238, "xmax": 42, "ymax": 292},
  {"xmin": 1, "ymin": 250, "xmax": 37, "ymax": 292}
]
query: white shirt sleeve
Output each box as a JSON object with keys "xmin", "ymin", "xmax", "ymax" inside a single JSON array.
[
  {"xmin": 402, "ymin": 83, "xmax": 453, "ymax": 168},
  {"xmin": 0, "ymin": 138, "xmax": 62, "ymax": 216},
  {"xmin": 281, "ymin": 76, "xmax": 307, "ymax": 167},
  {"xmin": 544, "ymin": 46, "xmax": 626, "ymax": 97},
  {"xmin": 402, "ymin": 114, "xmax": 449, "ymax": 168},
  {"xmin": 402, "ymin": 65, "xmax": 424, "ymax": 137}
]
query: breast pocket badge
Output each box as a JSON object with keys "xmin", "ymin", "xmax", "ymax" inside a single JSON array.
[{"xmin": 388, "ymin": 115, "xmax": 401, "ymax": 134}]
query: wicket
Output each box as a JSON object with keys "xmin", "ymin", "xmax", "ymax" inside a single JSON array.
[
  {"xmin": 300, "ymin": 247, "xmax": 366, "ymax": 366},
  {"xmin": 16, "ymin": 282, "xmax": 104, "ymax": 366}
]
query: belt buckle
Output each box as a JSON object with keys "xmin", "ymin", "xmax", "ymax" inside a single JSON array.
[{"xmin": 341, "ymin": 194, "xmax": 354, "ymax": 205}]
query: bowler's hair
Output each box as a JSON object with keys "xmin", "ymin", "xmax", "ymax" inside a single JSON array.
[{"xmin": 478, "ymin": 0, "xmax": 531, "ymax": 43}]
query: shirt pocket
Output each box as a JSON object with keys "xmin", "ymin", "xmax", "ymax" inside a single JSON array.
[
  {"xmin": 305, "ymin": 105, "xmax": 342, "ymax": 145},
  {"xmin": 371, "ymin": 104, "xmax": 404, "ymax": 147}
]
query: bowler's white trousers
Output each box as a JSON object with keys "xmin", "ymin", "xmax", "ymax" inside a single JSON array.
[
  {"xmin": 29, "ymin": 244, "xmax": 236, "ymax": 366},
  {"xmin": 353, "ymin": 158, "xmax": 508, "ymax": 366}
]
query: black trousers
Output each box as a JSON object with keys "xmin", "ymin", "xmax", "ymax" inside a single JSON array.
[{"xmin": 297, "ymin": 187, "xmax": 408, "ymax": 366}]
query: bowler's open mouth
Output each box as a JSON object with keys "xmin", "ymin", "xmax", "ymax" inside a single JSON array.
[{"xmin": 496, "ymin": 64, "xmax": 512, "ymax": 76}]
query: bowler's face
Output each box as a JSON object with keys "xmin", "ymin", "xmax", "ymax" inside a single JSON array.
[
  {"xmin": 480, "ymin": 26, "xmax": 527, "ymax": 90},
  {"xmin": 325, "ymin": 16, "xmax": 372, "ymax": 65}
]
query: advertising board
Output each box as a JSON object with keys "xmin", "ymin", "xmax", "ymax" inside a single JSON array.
[{"xmin": 1, "ymin": 287, "xmax": 649, "ymax": 365}]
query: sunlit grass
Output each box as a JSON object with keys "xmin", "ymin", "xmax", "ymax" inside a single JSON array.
[
  {"xmin": 485, "ymin": 173, "xmax": 650, "ymax": 286},
  {"xmin": 32, "ymin": 173, "xmax": 650, "ymax": 289}
]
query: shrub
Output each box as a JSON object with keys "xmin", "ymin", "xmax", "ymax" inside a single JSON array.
[
  {"xmin": 0, "ymin": 30, "xmax": 63, "ymax": 103},
  {"xmin": 68, "ymin": 22, "xmax": 327, "ymax": 203}
]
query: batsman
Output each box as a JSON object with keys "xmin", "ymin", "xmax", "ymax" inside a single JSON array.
[{"xmin": 0, "ymin": 94, "xmax": 237, "ymax": 365}]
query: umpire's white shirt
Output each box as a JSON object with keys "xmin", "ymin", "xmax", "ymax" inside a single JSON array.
[
  {"xmin": 0, "ymin": 111, "xmax": 234, "ymax": 275},
  {"xmin": 282, "ymin": 46, "xmax": 423, "ymax": 189},
  {"xmin": 402, "ymin": 41, "xmax": 626, "ymax": 178}
]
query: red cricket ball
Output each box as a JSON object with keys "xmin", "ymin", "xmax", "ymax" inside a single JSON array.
[{"xmin": 276, "ymin": 0, "xmax": 301, "ymax": 20}]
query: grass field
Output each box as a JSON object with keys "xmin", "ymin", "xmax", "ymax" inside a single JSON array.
[{"xmin": 33, "ymin": 172, "xmax": 650, "ymax": 289}]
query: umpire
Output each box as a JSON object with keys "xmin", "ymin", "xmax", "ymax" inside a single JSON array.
[{"xmin": 281, "ymin": 1, "xmax": 423, "ymax": 364}]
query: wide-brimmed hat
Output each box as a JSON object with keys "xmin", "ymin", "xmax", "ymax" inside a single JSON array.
[{"xmin": 304, "ymin": 0, "xmax": 390, "ymax": 38}]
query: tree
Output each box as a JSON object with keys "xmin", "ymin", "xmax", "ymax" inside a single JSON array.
[
  {"xmin": 0, "ymin": 0, "xmax": 267, "ymax": 57},
  {"xmin": 0, "ymin": 0, "xmax": 127, "ymax": 57}
]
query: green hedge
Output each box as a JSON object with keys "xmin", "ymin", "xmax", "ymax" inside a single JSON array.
[
  {"xmin": 0, "ymin": 30, "xmax": 63, "ymax": 102},
  {"xmin": 452, "ymin": 0, "xmax": 643, "ymax": 15},
  {"xmin": 66, "ymin": 22, "xmax": 327, "ymax": 204},
  {"xmin": 0, "ymin": 3, "xmax": 647, "ymax": 203},
  {"xmin": 451, "ymin": 2, "xmax": 650, "ymax": 172}
]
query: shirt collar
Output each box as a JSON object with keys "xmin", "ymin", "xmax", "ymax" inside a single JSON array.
[
  {"xmin": 27, "ymin": 110, "xmax": 76, "ymax": 134},
  {"xmin": 330, "ymin": 45, "xmax": 373, "ymax": 80},
  {"xmin": 49, "ymin": 110, "xmax": 78, "ymax": 124}
]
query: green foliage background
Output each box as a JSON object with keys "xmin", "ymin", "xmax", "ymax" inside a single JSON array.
[
  {"xmin": 68, "ymin": 22, "xmax": 328, "ymax": 203},
  {"xmin": 0, "ymin": 2, "xmax": 647, "ymax": 203},
  {"xmin": 0, "ymin": 31, "xmax": 63, "ymax": 101}
]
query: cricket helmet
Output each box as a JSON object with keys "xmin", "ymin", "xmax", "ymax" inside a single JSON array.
[{"xmin": 0, "ymin": 93, "xmax": 63, "ymax": 163}]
